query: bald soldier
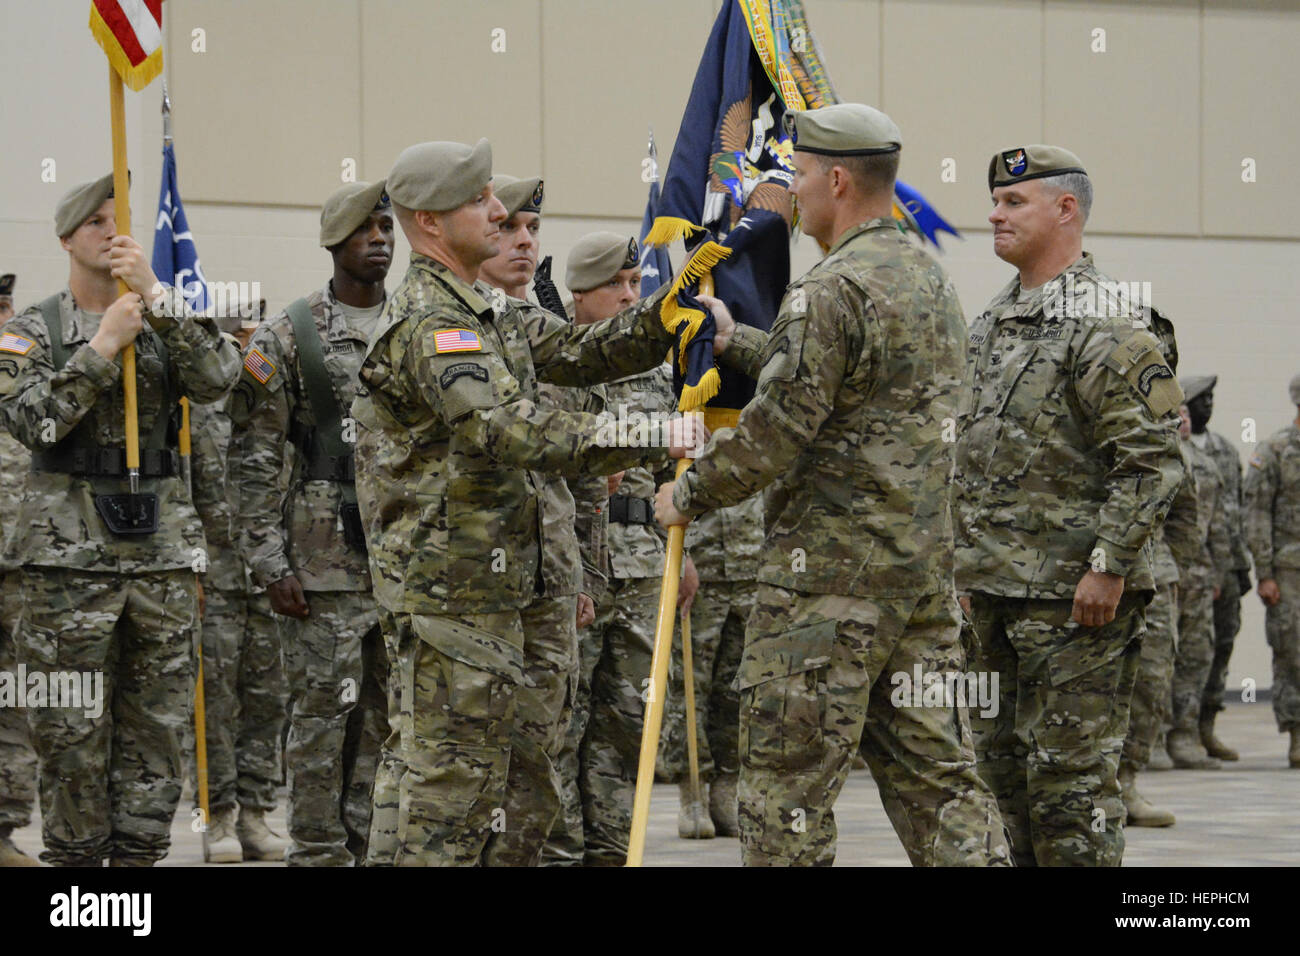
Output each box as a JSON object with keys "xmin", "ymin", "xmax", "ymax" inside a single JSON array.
[
  {"xmin": 655, "ymin": 104, "xmax": 1011, "ymax": 867},
  {"xmin": 356, "ymin": 139, "xmax": 715, "ymax": 866},
  {"xmin": 0, "ymin": 173, "xmax": 240, "ymax": 866},
  {"xmin": 546, "ymin": 231, "xmax": 698, "ymax": 865},
  {"xmin": 229, "ymin": 182, "xmax": 394, "ymax": 866},
  {"xmin": 1244, "ymin": 373, "xmax": 1300, "ymax": 768},
  {"xmin": 954, "ymin": 146, "xmax": 1185, "ymax": 867}
]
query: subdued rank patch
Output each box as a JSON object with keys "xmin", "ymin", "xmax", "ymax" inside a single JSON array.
[
  {"xmin": 433, "ymin": 328, "xmax": 482, "ymax": 354},
  {"xmin": 438, "ymin": 362, "xmax": 489, "ymax": 390},
  {"xmin": 1003, "ymin": 148, "xmax": 1027, "ymax": 176},
  {"xmin": 1137, "ymin": 362, "xmax": 1174, "ymax": 396},
  {"xmin": 244, "ymin": 347, "xmax": 276, "ymax": 385},
  {"xmin": 0, "ymin": 332, "xmax": 35, "ymax": 355}
]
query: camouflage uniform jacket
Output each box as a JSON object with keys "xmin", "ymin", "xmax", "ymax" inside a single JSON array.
[
  {"xmin": 1182, "ymin": 439, "xmax": 1233, "ymax": 592},
  {"xmin": 953, "ymin": 253, "xmax": 1185, "ymax": 598},
  {"xmin": 685, "ymin": 486, "xmax": 763, "ymax": 584},
  {"xmin": 229, "ymin": 282, "xmax": 377, "ymax": 592},
  {"xmin": 1152, "ymin": 441, "xmax": 1204, "ymax": 586},
  {"xmin": 1244, "ymin": 423, "xmax": 1300, "ymax": 580},
  {"xmin": 189, "ymin": 396, "xmax": 248, "ymax": 592},
  {"xmin": 673, "ymin": 217, "xmax": 967, "ymax": 599},
  {"xmin": 602, "ymin": 363, "xmax": 678, "ymax": 581},
  {"xmin": 356, "ymin": 254, "xmax": 693, "ymax": 616},
  {"xmin": 0, "ymin": 427, "xmax": 30, "ymax": 571},
  {"xmin": 0, "ymin": 287, "xmax": 239, "ymax": 572},
  {"xmin": 1203, "ymin": 429, "xmax": 1252, "ymax": 577}
]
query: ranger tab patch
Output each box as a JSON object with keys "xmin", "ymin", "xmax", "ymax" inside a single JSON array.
[
  {"xmin": 244, "ymin": 347, "xmax": 276, "ymax": 385},
  {"xmin": 0, "ymin": 332, "xmax": 35, "ymax": 355},
  {"xmin": 434, "ymin": 328, "xmax": 482, "ymax": 354}
]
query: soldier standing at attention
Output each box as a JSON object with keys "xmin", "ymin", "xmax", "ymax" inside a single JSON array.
[
  {"xmin": 0, "ymin": 174, "xmax": 240, "ymax": 866},
  {"xmin": 953, "ymin": 145, "xmax": 1185, "ymax": 867},
  {"xmin": 1168, "ymin": 399, "xmax": 1232, "ymax": 769},
  {"xmin": 358, "ymin": 139, "xmax": 714, "ymax": 866},
  {"xmin": 229, "ymin": 182, "xmax": 394, "ymax": 866},
  {"xmin": 474, "ymin": 176, "xmax": 612, "ymax": 863},
  {"xmin": 1244, "ymin": 373, "xmax": 1300, "ymax": 768},
  {"xmin": 655, "ymin": 105, "xmax": 1011, "ymax": 867},
  {"xmin": 1183, "ymin": 375, "xmax": 1252, "ymax": 761},
  {"xmin": 0, "ymin": 271, "xmax": 39, "ymax": 867}
]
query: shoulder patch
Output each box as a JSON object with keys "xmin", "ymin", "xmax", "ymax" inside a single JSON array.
[
  {"xmin": 433, "ymin": 328, "xmax": 482, "ymax": 354},
  {"xmin": 244, "ymin": 347, "xmax": 277, "ymax": 385},
  {"xmin": 1104, "ymin": 331, "xmax": 1182, "ymax": 417},
  {"xmin": 438, "ymin": 362, "xmax": 489, "ymax": 390},
  {"xmin": 0, "ymin": 332, "xmax": 35, "ymax": 356}
]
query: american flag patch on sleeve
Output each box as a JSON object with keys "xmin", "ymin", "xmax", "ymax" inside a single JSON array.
[
  {"xmin": 0, "ymin": 332, "xmax": 35, "ymax": 355},
  {"xmin": 244, "ymin": 348, "xmax": 276, "ymax": 385},
  {"xmin": 433, "ymin": 328, "xmax": 482, "ymax": 354}
]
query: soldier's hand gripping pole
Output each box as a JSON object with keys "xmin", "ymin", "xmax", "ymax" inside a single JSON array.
[{"xmin": 108, "ymin": 67, "xmax": 141, "ymax": 494}]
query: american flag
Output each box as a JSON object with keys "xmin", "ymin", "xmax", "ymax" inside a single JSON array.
[
  {"xmin": 89, "ymin": 1, "xmax": 164, "ymax": 92},
  {"xmin": 0, "ymin": 332, "xmax": 34, "ymax": 356},
  {"xmin": 433, "ymin": 329, "xmax": 482, "ymax": 354},
  {"xmin": 243, "ymin": 348, "xmax": 276, "ymax": 385}
]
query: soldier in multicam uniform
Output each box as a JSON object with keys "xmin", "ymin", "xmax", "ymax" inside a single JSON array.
[
  {"xmin": 656, "ymin": 105, "xmax": 1011, "ymax": 867},
  {"xmin": 1183, "ymin": 375, "xmax": 1253, "ymax": 761},
  {"xmin": 0, "ymin": 271, "xmax": 39, "ymax": 867},
  {"xmin": 188, "ymin": 304, "xmax": 290, "ymax": 863},
  {"xmin": 0, "ymin": 174, "xmax": 240, "ymax": 866},
  {"xmin": 356, "ymin": 139, "xmax": 712, "ymax": 866},
  {"xmin": 1243, "ymin": 373, "xmax": 1300, "ymax": 768},
  {"xmin": 1168, "ymin": 398, "xmax": 1233, "ymax": 769},
  {"xmin": 475, "ymin": 177, "xmax": 612, "ymax": 864},
  {"xmin": 229, "ymin": 182, "xmax": 393, "ymax": 866},
  {"xmin": 543, "ymin": 231, "xmax": 698, "ymax": 865},
  {"xmin": 953, "ymin": 145, "xmax": 1185, "ymax": 867},
  {"xmin": 661, "ymin": 492, "xmax": 763, "ymax": 840}
]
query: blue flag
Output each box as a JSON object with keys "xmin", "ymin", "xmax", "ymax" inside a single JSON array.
[
  {"xmin": 638, "ymin": 169, "xmax": 674, "ymax": 299},
  {"xmin": 152, "ymin": 142, "xmax": 210, "ymax": 314}
]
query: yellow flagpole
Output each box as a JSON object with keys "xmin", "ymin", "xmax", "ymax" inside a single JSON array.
[{"xmin": 107, "ymin": 66, "xmax": 141, "ymax": 493}]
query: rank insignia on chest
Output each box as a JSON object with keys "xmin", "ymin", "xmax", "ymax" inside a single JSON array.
[
  {"xmin": 433, "ymin": 328, "xmax": 482, "ymax": 354},
  {"xmin": 244, "ymin": 348, "xmax": 276, "ymax": 385},
  {"xmin": 0, "ymin": 332, "xmax": 35, "ymax": 355}
]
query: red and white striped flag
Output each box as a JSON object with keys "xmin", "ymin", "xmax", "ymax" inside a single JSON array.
[{"xmin": 89, "ymin": 0, "xmax": 164, "ymax": 91}]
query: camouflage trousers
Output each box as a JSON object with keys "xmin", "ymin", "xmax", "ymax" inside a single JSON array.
[
  {"xmin": 1122, "ymin": 582, "xmax": 1177, "ymax": 772},
  {"xmin": 1171, "ymin": 585, "xmax": 1215, "ymax": 733},
  {"xmin": 9, "ymin": 567, "xmax": 197, "ymax": 866},
  {"xmin": 198, "ymin": 586, "xmax": 287, "ymax": 813},
  {"xmin": 0, "ymin": 580, "xmax": 37, "ymax": 830},
  {"xmin": 963, "ymin": 591, "xmax": 1144, "ymax": 868},
  {"xmin": 1205, "ymin": 573, "xmax": 1243, "ymax": 715},
  {"xmin": 279, "ymin": 590, "xmax": 387, "ymax": 866},
  {"xmin": 660, "ymin": 578, "xmax": 753, "ymax": 782},
  {"xmin": 1265, "ymin": 567, "xmax": 1300, "ymax": 731},
  {"xmin": 364, "ymin": 606, "xmax": 405, "ymax": 866},
  {"xmin": 740, "ymin": 585, "xmax": 1010, "ymax": 867}
]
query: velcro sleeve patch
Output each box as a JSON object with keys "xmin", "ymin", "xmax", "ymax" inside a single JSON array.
[
  {"xmin": 243, "ymin": 347, "xmax": 277, "ymax": 385},
  {"xmin": 438, "ymin": 362, "xmax": 490, "ymax": 390},
  {"xmin": 433, "ymin": 328, "xmax": 482, "ymax": 354},
  {"xmin": 0, "ymin": 332, "xmax": 35, "ymax": 356},
  {"xmin": 1105, "ymin": 332, "xmax": 1182, "ymax": 417}
]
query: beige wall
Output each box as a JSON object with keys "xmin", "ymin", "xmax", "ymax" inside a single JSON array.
[{"xmin": 2, "ymin": 0, "xmax": 1298, "ymax": 699}]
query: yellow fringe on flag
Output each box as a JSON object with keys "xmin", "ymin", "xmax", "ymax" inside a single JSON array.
[
  {"xmin": 643, "ymin": 216, "xmax": 705, "ymax": 248},
  {"xmin": 89, "ymin": 5, "xmax": 164, "ymax": 92},
  {"xmin": 677, "ymin": 367, "xmax": 721, "ymax": 413},
  {"xmin": 658, "ymin": 240, "xmax": 731, "ymax": 337}
]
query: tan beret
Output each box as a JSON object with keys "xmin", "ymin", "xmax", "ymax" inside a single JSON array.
[
  {"xmin": 55, "ymin": 171, "xmax": 125, "ymax": 237},
  {"xmin": 319, "ymin": 180, "xmax": 390, "ymax": 247},
  {"xmin": 491, "ymin": 175, "xmax": 544, "ymax": 218},
  {"xmin": 566, "ymin": 232, "xmax": 639, "ymax": 292},
  {"xmin": 1289, "ymin": 373, "xmax": 1300, "ymax": 405},
  {"xmin": 1180, "ymin": 374, "xmax": 1217, "ymax": 404},
  {"xmin": 783, "ymin": 103, "xmax": 901, "ymax": 156},
  {"xmin": 388, "ymin": 139, "xmax": 492, "ymax": 212},
  {"xmin": 989, "ymin": 144, "xmax": 1087, "ymax": 191}
]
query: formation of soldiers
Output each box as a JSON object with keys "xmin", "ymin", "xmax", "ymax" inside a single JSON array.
[{"xmin": 0, "ymin": 102, "xmax": 1297, "ymax": 867}]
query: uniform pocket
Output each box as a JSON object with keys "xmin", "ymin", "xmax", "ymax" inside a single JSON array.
[
  {"xmin": 411, "ymin": 614, "xmax": 526, "ymax": 738},
  {"xmin": 738, "ymin": 619, "xmax": 836, "ymax": 772}
]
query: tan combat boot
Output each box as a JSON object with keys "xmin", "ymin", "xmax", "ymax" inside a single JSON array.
[
  {"xmin": 1199, "ymin": 714, "xmax": 1239, "ymax": 761},
  {"xmin": 709, "ymin": 773, "xmax": 739, "ymax": 837},
  {"xmin": 204, "ymin": 806, "xmax": 243, "ymax": 863},
  {"xmin": 1289, "ymin": 727, "xmax": 1300, "ymax": 769},
  {"xmin": 1147, "ymin": 732, "xmax": 1174, "ymax": 771},
  {"xmin": 677, "ymin": 781, "xmax": 715, "ymax": 839},
  {"xmin": 1167, "ymin": 728, "xmax": 1221, "ymax": 769},
  {"xmin": 0, "ymin": 827, "xmax": 39, "ymax": 867},
  {"xmin": 236, "ymin": 806, "xmax": 288, "ymax": 861},
  {"xmin": 1119, "ymin": 765, "xmax": 1175, "ymax": 827}
]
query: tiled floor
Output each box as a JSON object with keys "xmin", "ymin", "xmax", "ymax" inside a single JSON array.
[{"xmin": 8, "ymin": 702, "xmax": 1296, "ymax": 867}]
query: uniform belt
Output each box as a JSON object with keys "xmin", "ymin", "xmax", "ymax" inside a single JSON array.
[
  {"xmin": 303, "ymin": 453, "xmax": 355, "ymax": 483},
  {"xmin": 31, "ymin": 445, "xmax": 179, "ymax": 479},
  {"xmin": 609, "ymin": 494, "xmax": 654, "ymax": 525}
]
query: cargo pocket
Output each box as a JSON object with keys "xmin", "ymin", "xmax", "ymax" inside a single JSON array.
[
  {"xmin": 411, "ymin": 614, "xmax": 526, "ymax": 746},
  {"xmin": 737, "ymin": 619, "xmax": 836, "ymax": 772},
  {"xmin": 1044, "ymin": 606, "xmax": 1144, "ymax": 688}
]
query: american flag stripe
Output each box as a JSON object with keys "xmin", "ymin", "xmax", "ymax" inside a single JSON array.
[
  {"xmin": 89, "ymin": 0, "xmax": 164, "ymax": 91},
  {"xmin": 243, "ymin": 348, "xmax": 276, "ymax": 384},
  {"xmin": 433, "ymin": 328, "xmax": 482, "ymax": 354},
  {"xmin": 0, "ymin": 333, "xmax": 35, "ymax": 355}
]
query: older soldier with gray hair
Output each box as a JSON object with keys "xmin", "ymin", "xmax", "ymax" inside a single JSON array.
[
  {"xmin": 656, "ymin": 104, "xmax": 1011, "ymax": 867},
  {"xmin": 954, "ymin": 146, "xmax": 1186, "ymax": 866}
]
